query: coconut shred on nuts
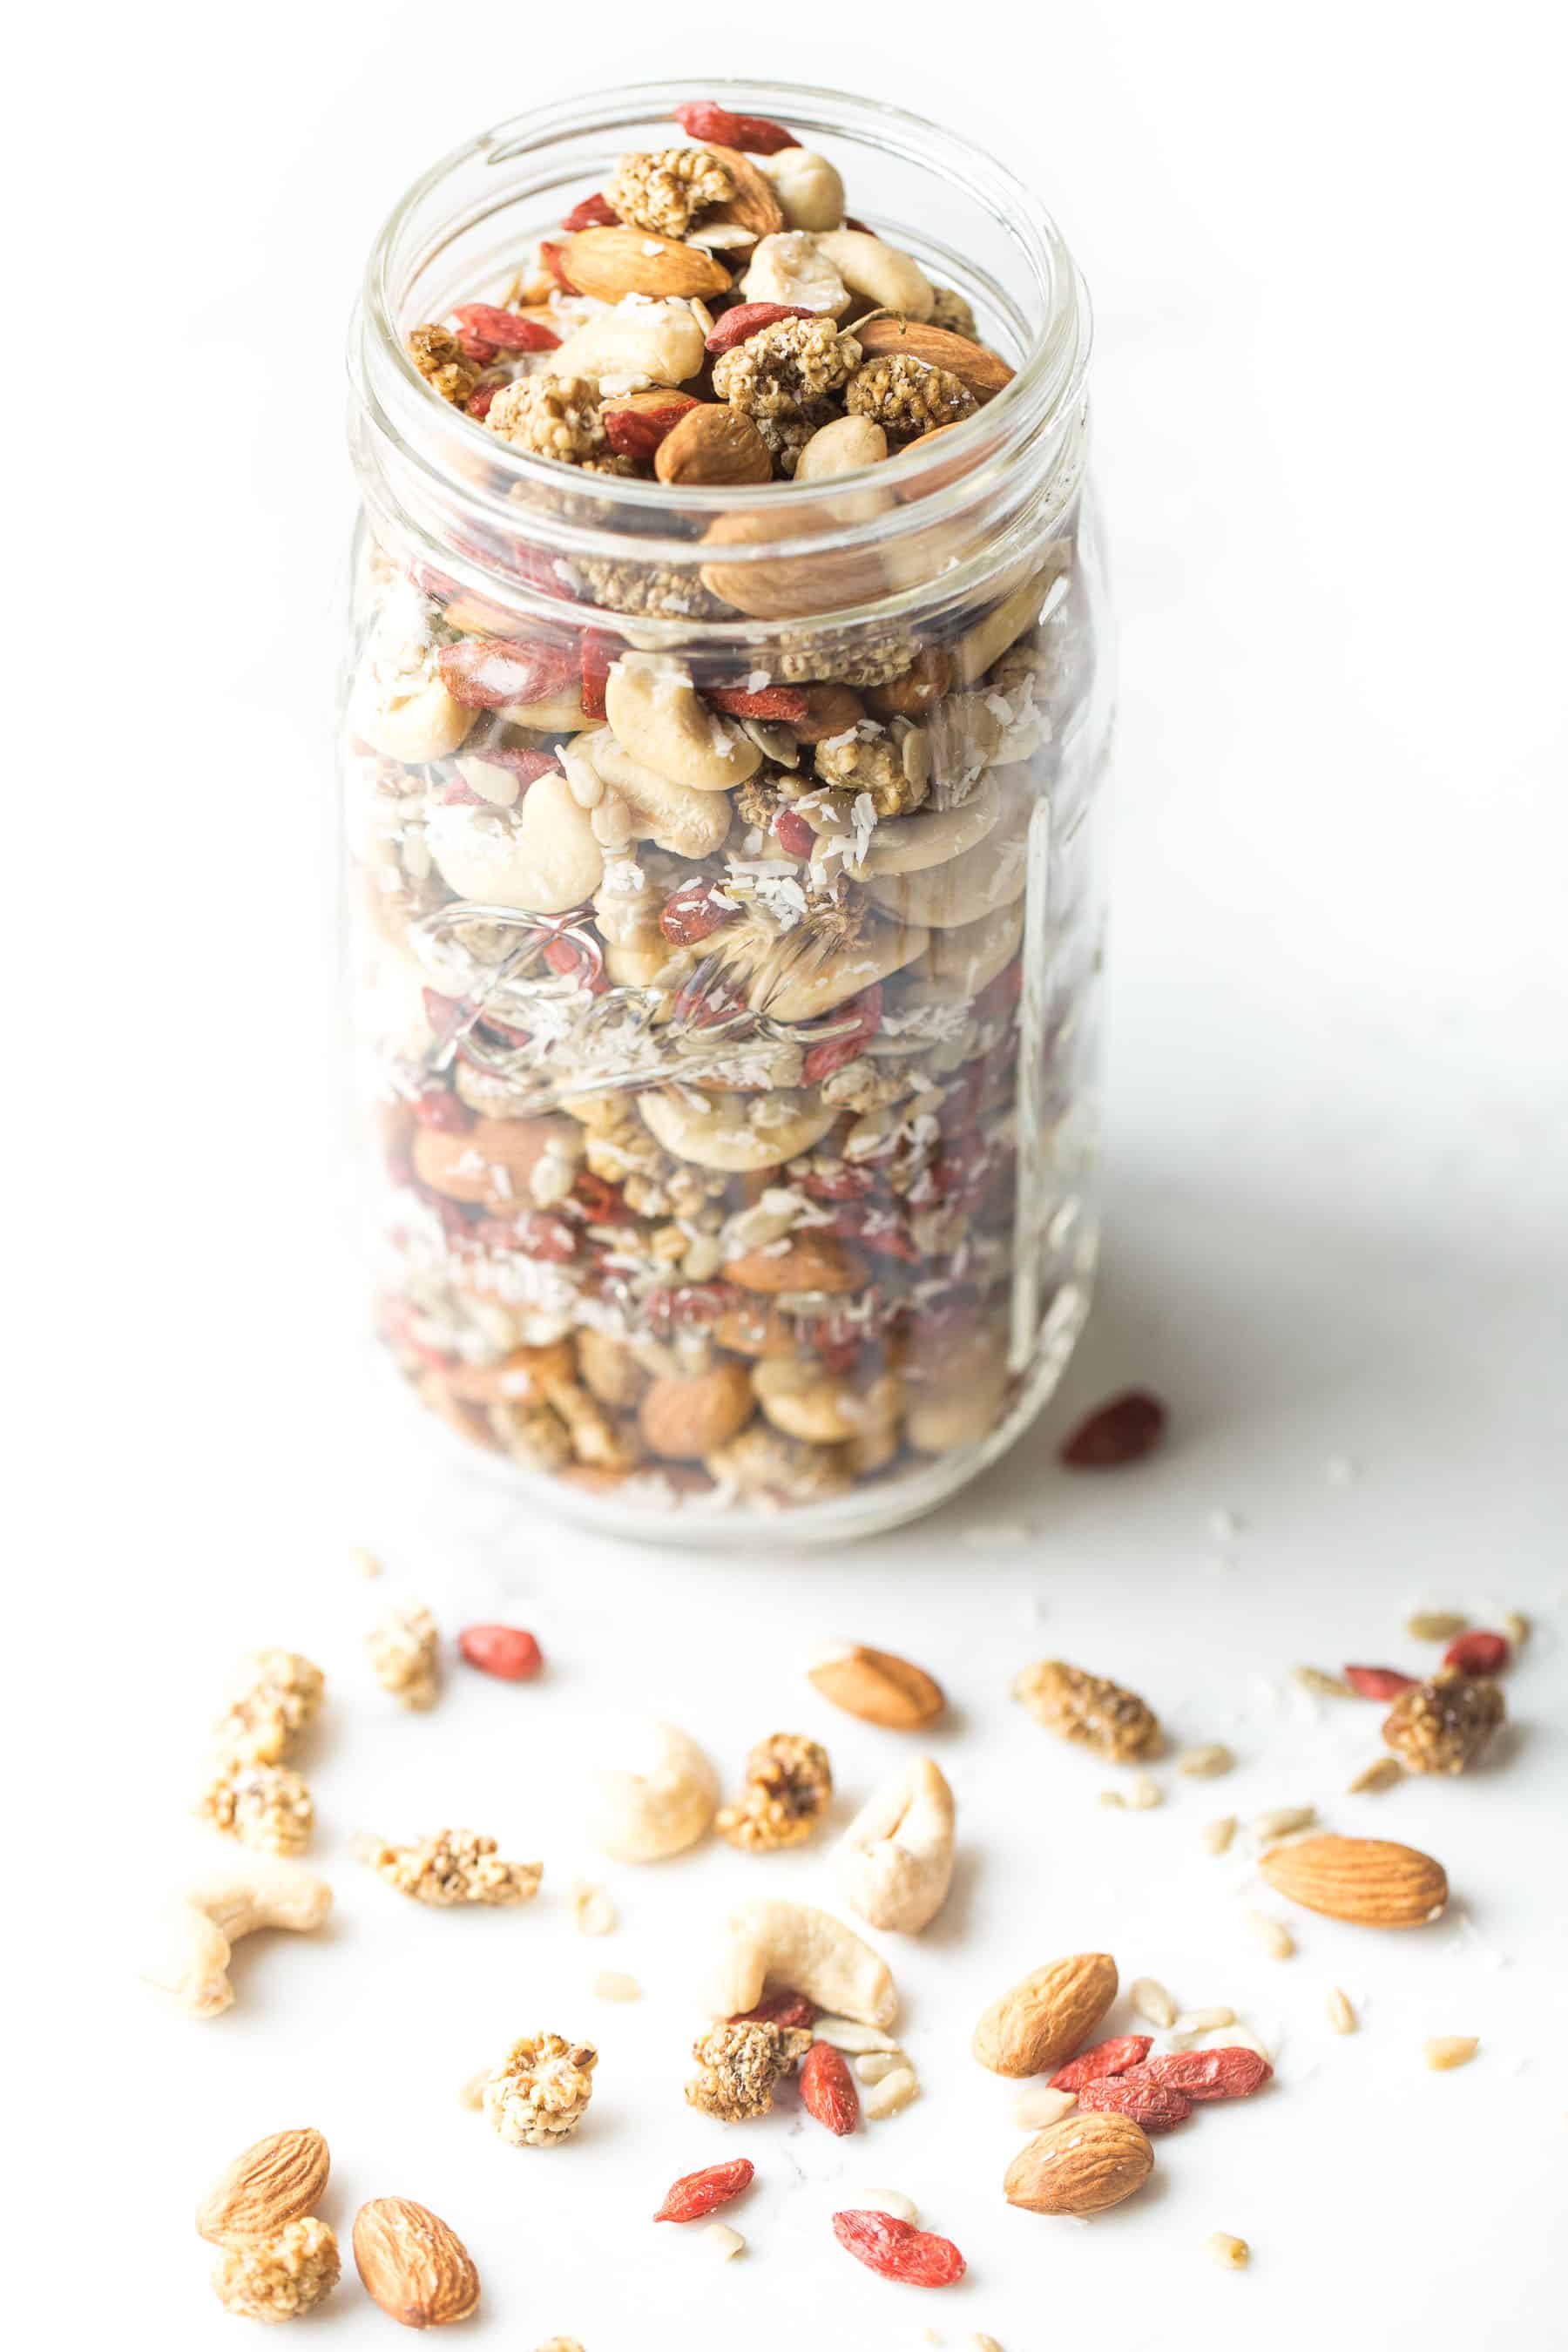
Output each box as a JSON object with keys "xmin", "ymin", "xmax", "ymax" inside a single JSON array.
[{"xmin": 348, "ymin": 85, "xmax": 1109, "ymax": 1529}]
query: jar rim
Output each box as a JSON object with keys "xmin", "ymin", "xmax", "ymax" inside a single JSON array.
[{"xmin": 351, "ymin": 78, "xmax": 1092, "ymax": 621}]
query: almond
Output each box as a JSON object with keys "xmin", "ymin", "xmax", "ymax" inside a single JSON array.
[
  {"xmin": 808, "ymin": 1644, "xmax": 945, "ymax": 1730},
  {"xmin": 699, "ymin": 508, "xmax": 893, "ymax": 621},
  {"xmin": 723, "ymin": 1232, "xmax": 869, "ymax": 1294},
  {"xmin": 638, "ymin": 1362, "xmax": 756, "ymax": 1461},
  {"xmin": 196, "ymin": 2127, "xmax": 330, "ymax": 2246},
  {"xmin": 655, "ymin": 404, "xmax": 774, "ymax": 487},
  {"xmin": 563, "ymin": 225, "xmax": 731, "ymax": 302},
  {"xmin": 1004, "ymin": 2111, "xmax": 1153, "ymax": 2215},
  {"xmin": 854, "ymin": 316, "xmax": 1015, "ymax": 400},
  {"xmin": 973, "ymin": 1953, "xmax": 1118, "ymax": 2078},
  {"xmin": 352, "ymin": 2197, "xmax": 480, "ymax": 2328},
  {"xmin": 1258, "ymin": 1833, "xmax": 1449, "ymax": 1927},
  {"xmin": 702, "ymin": 143, "xmax": 786, "ymax": 239}
]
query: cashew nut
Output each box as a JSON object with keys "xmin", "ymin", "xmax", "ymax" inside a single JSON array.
[
  {"xmin": 757, "ymin": 149, "xmax": 847, "ymax": 232},
  {"xmin": 839, "ymin": 1759, "xmax": 956, "ymax": 1934},
  {"xmin": 145, "ymin": 1855, "xmax": 334, "ymax": 2017},
  {"xmin": 759, "ymin": 916, "xmax": 929, "ymax": 1022},
  {"xmin": 740, "ymin": 231, "xmax": 851, "ymax": 318},
  {"xmin": 568, "ymin": 729, "xmax": 733, "ymax": 861},
  {"xmin": 950, "ymin": 564, "xmax": 1062, "ymax": 686},
  {"xmin": 590, "ymin": 1720, "xmax": 720, "ymax": 1862},
  {"xmin": 427, "ymin": 772, "xmax": 605, "ymax": 914},
  {"xmin": 638, "ymin": 1086, "xmax": 838, "ymax": 1173},
  {"xmin": 503, "ymin": 686, "xmax": 590, "ymax": 731},
  {"xmin": 812, "ymin": 230, "xmax": 935, "ymax": 321},
  {"xmin": 906, "ymin": 898, "xmax": 1025, "ymax": 997},
  {"xmin": 905, "ymin": 1328, "xmax": 1011, "ymax": 1451},
  {"xmin": 864, "ymin": 793, "xmax": 1031, "ymax": 930},
  {"xmin": 705, "ymin": 1898, "xmax": 898, "ymax": 2028},
  {"xmin": 354, "ymin": 675, "xmax": 475, "ymax": 766},
  {"xmin": 795, "ymin": 413, "xmax": 889, "ymax": 483},
  {"xmin": 605, "ymin": 653, "xmax": 761, "ymax": 794},
  {"xmin": 754, "ymin": 1356, "xmax": 902, "ymax": 1445},
  {"xmin": 858, "ymin": 773, "xmax": 1002, "ymax": 877},
  {"xmin": 551, "ymin": 297, "xmax": 708, "ymax": 387}
]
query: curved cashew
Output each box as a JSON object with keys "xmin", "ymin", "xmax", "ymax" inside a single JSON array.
[
  {"xmin": 859, "ymin": 774, "xmax": 1001, "ymax": 877},
  {"xmin": 754, "ymin": 1356, "xmax": 902, "ymax": 1445},
  {"xmin": 905, "ymin": 1328, "xmax": 1011, "ymax": 1452},
  {"xmin": 638, "ymin": 1085, "xmax": 838, "ymax": 1173},
  {"xmin": 758, "ymin": 148, "xmax": 847, "ymax": 232},
  {"xmin": 740, "ymin": 231, "xmax": 851, "ymax": 317},
  {"xmin": 705, "ymin": 1898, "xmax": 898, "ymax": 2028},
  {"xmin": 950, "ymin": 564, "xmax": 1061, "ymax": 686},
  {"xmin": 590, "ymin": 1720, "xmax": 720, "ymax": 1862},
  {"xmin": 354, "ymin": 676, "xmax": 475, "ymax": 766},
  {"xmin": 864, "ymin": 794, "xmax": 1031, "ymax": 930},
  {"xmin": 572, "ymin": 729, "xmax": 734, "ymax": 860},
  {"xmin": 906, "ymin": 897, "xmax": 1025, "ymax": 998},
  {"xmin": 605, "ymin": 653, "xmax": 761, "ymax": 794},
  {"xmin": 427, "ymin": 772, "xmax": 605, "ymax": 914},
  {"xmin": 551, "ymin": 297, "xmax": 707, "ymax": 387},
  {"xmin": 760, "ymin": 916, "xmax": 929, "ymax": 1023},
  {"xmin": 812, "ymin": 230, "xmax": 935, "ymax": 321},
  {"xmin": 840, "ymin": 1759, "xmax": 956, "ymax": 1934},
  {"xmin": 145, "ymin": 1855, "xmax": 334, "ymax": 2018}
]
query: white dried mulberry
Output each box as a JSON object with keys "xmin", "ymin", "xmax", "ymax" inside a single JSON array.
[
  {"xmin": 484, "ymin": 2032, "xmax": 598, "ymax": 2146},
  {"xmin": 607, "ymin": 147, "xmax": 733, "ymax": 239}
]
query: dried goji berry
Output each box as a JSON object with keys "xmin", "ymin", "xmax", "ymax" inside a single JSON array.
[
  {"xmin": 1141, "ymin": 2046, "xmax": 1273, "ymax": 2101},
  {"xmin": 1049, "ymin": 2033, "xmax": 1153, "ymax": 2092},
  {"xmin": 1343, "ymin": 1664, "xmax": 1416, "ymax": 1700},
  {"xmin": 704, "ymin": 301, "xmax": 820, "ymax": 354},
  {"xmin": 571, "ymin": 1170, "xmax": 636, "ymax": 1226},
  {"xmin": 800, "ymin": 2041, "xmax": 859, "ymax": 2136},
  {"xmin": 732, "ymin": 1990, "xmax": 816, "ymax": 2030},
  {"xmin": 561, "ymin": 191, "xmax": 618, "ymax": 232},
  {"xmin": 450, "ymin": 301, "xmax": 560, "ymax": 355},
  {"xmin": 654, "ymin": 2159, "xmax": 754, "ymax": 2224},
  {"xmin": 774, "ymin": 808, "xmax": 817, "ymax": 858},
  {"xmin": 831, "ymin": 2212, "xmax": 965, "ymax": 2288},
  {"xmin": 644, "ymin": 1281, "xmax": 741, "ymax": 1334},
  {"xmin": 1076, "ymin": 2075, "xmax": 1193, "ymax": 2132},
  {"xmin": 1443, "ymin": 1629, "xmax": 1509, "ymax": 1675},
  {"xmin": 473, "ymin": 1212, "xmax": 578, "ymax": 1262},
  {"xmin": 843, "ymin": 215, "xmax": 873, "ymax": 234},
  {"xmin": 705, "ymin": 683, "xmax": 812, "ymax": 721},
  {"xmin": 538, "ymin": 239, "xmax": 578, "ymax": 293},
  {"xmin": 1058, "ymin": 1389, "xmax": 1167, "ymax": 1469},
  {"xmin": 660, "ymin": 878, "xmax": 740, "ymax": 946},
  {"xmin": 410, "ymin": 1089, "xmax": 474, "ymax": 1133},
  {"xmin": 437, "ymin": 637, "xmax": 578, "ymax": 709},
  {"xmin": 458, "ymin": 1624, "xmax": 543, "ymax": 1680},
  {"xmin": 465, "ymin": 377, "xmax": 502, "ymax": 420},
  {"xmin": 801, "ymin": 1164, "xmax": 876, "ymax": 1202},
  {"xmin": 543, "ymin": 933, "xmax": 607, "ymax": 992},
  {"xmin": 580, "ymin": 631, "xmax": 614, "ymax": 720},
  {"xmin": 672, "ymin": 100, "xmax": 799, "ymax": 154},
  {"xmin": 801, "ymin": 983, "xmax": 882, "ymax": 1085},
  {"xmin": 602, "ymin": 395, "xmax": 700, "ymax": 459}
]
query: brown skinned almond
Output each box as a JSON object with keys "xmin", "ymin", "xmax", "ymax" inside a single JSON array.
[
  {"xmin": 1259, "ymin": 1834, "xmax": 1449, "ymax": 1927},
  {"xmin": 973, "ymin": 1952, "xmax": 1119, "ymax": 2078},
  {"xmin": 655, "ymin": 404, "xmax": 774, "ymax": 487},
  {"xmin": 701, "ymin": 143, "xmax": 786, "ymax": 239},
  {"xmin": 808, "ymin": 1645, "xmax": 946, "ymax": 1730},
  {"xmin": 854, "ymin": 316, "xmax": 1015, "ymax": 399},
  {"xmin": 562, "ymin": 226, "xmax": 731, "ymax": 302},
  {"xmin": 352, "ymin": 2197, "xmax": 480, "ymax": 2328},
  {"xmin": 196, "ymin": 2127, "xmax": 330, "ymax": 2245},
  {"xmin": 1004, "ymin": 2112, "xmax": 1153, "ymax": 2214}
]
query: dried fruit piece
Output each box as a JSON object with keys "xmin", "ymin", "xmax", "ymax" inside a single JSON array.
[
  {"xmin": 706, "ymin": 683, "xmax": 811, "ymax": 721},
  {"xmin": 352, "ymin": 2197, "xmax": 480, "ymax": 2328},
  {"xmin": 1343, "ymin": 1665, "xmax": 1416, "ymax": 1700},
  {"xmin": 831, "ymin": 2211, "xmax": 965, "ymax": 2287},
  {"xmin": 601, "ymin": 390, "xmax": 701, "ymax": 459},
  {"xmin": 732, "ymin": 1990, "xmax": 817, "ymax": 2031},
  {"xmin": 654, "ymin": 2159, "xmax": 755, "ymax": 2223},
  {"xmin": 1058, "ymin": 1390, "xmax": 1166, "ymax": 1467},
  {"xmin": 561, "ymin": 191, "xmax": 618, "ymax": 231},
  {"xmin": 1049, "ymin": 2034, "xmax": 1152, "ymax": 2092},
  {"xmin": 1140, "ymin": 2046, "xmax": 1273, "ymax": 2101},
  {"xmin": 1382, "ymin": 1669, "xmax": 1504, "ymax": 1774},
  {"xmin": 672, "ymin": 100, "xmax": 800, "ymax": 154},
  {"xmin": 801, "ymin": 2040, "xmax": 861, "ymax": 2135},
  {"xmin": 1076, "ymin": 2075, "xmax": 1193, "ymax": 2132},
  {"xmin": 1261, "ymin": 1832, "xmax": 1449, "ymax": 1927},
  {"xmin": 705, "ymin": 300, "xmax": 821, "ymax": 352},
  {"xmin": 808, "ymin": 1644, "xmax": 945, "ymax": 1730},
  {"xmin": 687, "ymin": 2019, "xmax": 812, "ymax": 2121},
  {"xmin": 1004, "ymin": 2112, "xmax": 1154, "ymax": 2215},
  {"xmin": 1443, "ymin": 1629, "xmax": 1509, "ymax": 1675},
  {"xmin": 1012, "ymin": 1659, "xmax": 1160, "ymax": 1761},
  {"xmin": 197, "ymin": 2127, "xmax": 331, "ymax": 2246},
  {"xmin": 437, "ymin": 637, "xmax": 578, "ymax": 710},
  {"xmin": 458, "ymin": 1624, "xmax": 543, "ymax": 1680},
  {"xmin": 972, "ymin": 1952, "xmax": 1118, "ymax": 2078},
  {"xmin": 449, "ymin": 301, "xmax": 560, "ymax": 354},
  {"xmin": 1424, "ymin": 2035, "xmax": 1478, "ymax": 2070}
]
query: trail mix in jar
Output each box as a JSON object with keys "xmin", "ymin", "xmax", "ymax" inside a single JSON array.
[{"xmin": 346, "ymin": 91, "xmax": 1107, "ymax": 1525}]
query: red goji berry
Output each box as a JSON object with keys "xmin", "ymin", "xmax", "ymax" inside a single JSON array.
[
  {"xmin": 831, "ymin": 2212, "xmax": 965, "ymax": 2288},
  {"xmin": 410, "ymin": 1090, "xmax": 474, "ymax": 1133},
  {"xmin": 458, "ymin": 1624, "xmax": 543, "ymax": 1680},
  {"xmin": 703, "ymin": 301, "xmax": 820, "ymax": 353},
  {"xmin": 450, "ymin": 301, "xmax": 560, "ymax": 355},
  {"xmin": 1141, "ymin": 2046, "xmax": 1273, "ymax": 2101},
  {"xmin": 561, "ymin": 191, "xmax": 618, "ymax": 232},
  {"xmin": 602, "ymin": 395, "xmax": 700, "ymax": 459},
  {"xmin": 672, "ymin": 100, "xmax": 799, "ymax": 154},
  {"xmin": 571, "ymin": 1170, "xmax": 637, "ymax": 1226},
  {"xmin": 1076, "ymin": 2075, "xmax": 1193, "ymax": 2132},
  {"xmin": 580, "ymin": 631, "xmax": 614, "ymax": 720},
  {"xmin": 1058, "ymin": 1389, "xmax": 1167, "ymax": 1469},
  {"xmin": 732, "ymin": 1990, "xmax": 816, "ymax": 2031},
  {"xmin": 801, "ymin": 1165, "xmax": 876, "ymax": 1202},
  {"xmin": 660, "ymin": 878, "xmax": 741, "ymax": 946},
  {"xmin": 1443, "ymin": 1629, "xmax": 1509, "ymax": 1675},
  {"xmin": 842, "ymin": 215, "xmax": 873, "ymax": 233},
  {"xmin": 1049, "ymin": 2033, "xmax": 1153, "ymax": 2092},
  {"xmin": 705, "ymin": 682, "xmax": 812, "ymax": 721},
  {"xmin": 436, "ymin": 637, "xmax": 578, "ymax": 710},
  {"xmin": 774, "ymin": 808, "xmax": 816, "ymax": 858},
  {"xmin": 800, "ymin": 2042, "xmax": 859, "ymax": 2136},
  {"xmin": 542, "ymin": 934, "xmax": 607, "ymax": 992},
  {"xmin": 801, "ymin": 983, "xmax": 882, "ymax": 1085},
  {"xmin": 465, "ymin": 377, "xmax": 502, "ymax": 420},
  {"xmin": 654, "ymin": 2158, "xmax": 754, "ymax": 2224},
  {"xmin": 1343, "ymin": 1664, "xmax": 1416, "ymax": 1700}
]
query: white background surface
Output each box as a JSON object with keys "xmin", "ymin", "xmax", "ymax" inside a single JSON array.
[{"xmin": 17, "ymin": 3, "xmax": 1567, "ymax": 2346}]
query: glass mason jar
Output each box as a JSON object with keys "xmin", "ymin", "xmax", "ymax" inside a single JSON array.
[{"xmin": 343, "ymin": 81, "xmax": 1111, "ymax": 1544}]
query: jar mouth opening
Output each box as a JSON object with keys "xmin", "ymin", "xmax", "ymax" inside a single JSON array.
[{"xmin": 353, "ymin": 78, "xmax": 1092, "ymax": 609}]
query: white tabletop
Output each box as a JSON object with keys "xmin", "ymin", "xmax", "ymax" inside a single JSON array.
[{"xmin": 32, "ymin": 6, "xmax": 1565, "ymax": 2347}]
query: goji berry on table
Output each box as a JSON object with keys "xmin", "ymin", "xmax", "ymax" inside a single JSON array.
[
  {"xmin": 704, "ymin": 302, "xmax": 820, "ymax": 353},
  {"xmin": 1141, "ymin": 2046, "xmax": 1272, "ymax": 2101},
  {"xmin": 457, "ymin": 1625, "xmax": 543, "ymax": 1680},
  {"xmin": 831, "ymin": 2211, "xmax": 965, "ymax": 2288},
  {"xmin": 1343, "ymin": 1665, "xmax": 1416, "ymax": 1700},
  {"xmin": 1049, "ymin": 2033, "xmax": 1153, "ymax": 2092},
  {"xmin": 1058, "ymin": 1389, "xmax": 1167, "ymax": 1468},
  {"xmin": 1076, "ymin": 2074, "xmax": 1193, "ymax": 2132},
  {"xmin": 654, "ymin": 2159, "xmax": 754, "ymax": 2224},
  {"xmin": 800, "ymin": 2041, "xmax": 859, "ymax": 2136},
  {"xmin": 1443, "ymin": 1629, "xmax": 1509, "ymax": 1675}
]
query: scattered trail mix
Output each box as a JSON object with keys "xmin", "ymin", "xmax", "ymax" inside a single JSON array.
[
  {"xmin": 716, "ymin": 1732, "xmax": 834, "ymax": 1849},
  {"xmin": 687, "ymin": 2019, "xmax": 813, "ymax": 2119},
  {"xmin": 349, "ymin": 85, "xmax": 1108, "ymax": 1529},
  {"xmin": 1382, "ymin": 1670, "xmax": 1504, "ymax": 1774},
  {"xmin": 484, "ymin": 2034, "xmax": 598, "ymax": 2145},
  {"xmin": 363, "ymin": 1827, "xmax": 544, "ymax": 1906},
  {"xmin": 1012, "ymin": 1659, "xmax": 1161, "ymax": 1760}
]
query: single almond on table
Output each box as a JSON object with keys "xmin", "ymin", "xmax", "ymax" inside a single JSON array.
[
  {"xmin": 352, "ymin": 2197, "xmax": 480, "ymax": 2328},
  {"xmin": 972, "ymin": 1952, "xmax": 1118, "ymax": 2078},
  {"xmin": 562, "ymin": 225, "xmax": 731, "ymax": 302},
  {"xmin": 196, "ymin": 2127, "xmax": 330, "ymax": 2245},
  {"xmin": 1004, "ymin": 2111, "xmax": 1153, "ymax": 2215},
  {"xmin": 853, "ymin": 315, "xmax": 1015, "ymax": 399},
  {"xmin": 655, "ymin": 404, "xmax": 774, "ymax": 487},
  {"xmin": 1258, "ymin": 1833, "xmax": 1448, "ymax": 1927},
  {"xmin": 808, "ymin": 1644, "xmax": 945, "ymax": 1730}
]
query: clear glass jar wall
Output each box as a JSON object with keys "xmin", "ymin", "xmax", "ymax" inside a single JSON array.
[{"xmin": 343, "ymin": 82, "xmax": 1112, "ymax": 1542}]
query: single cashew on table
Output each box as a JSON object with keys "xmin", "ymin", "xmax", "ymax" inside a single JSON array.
[{"xmin": 349, "ymin": 84, "xmax": 1109, "ymax": 1534}]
